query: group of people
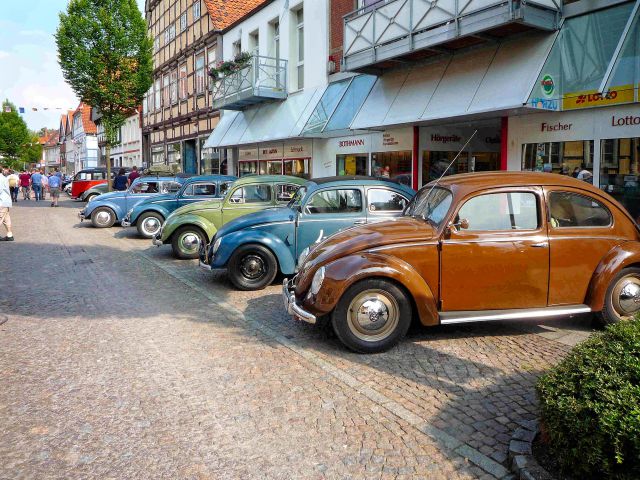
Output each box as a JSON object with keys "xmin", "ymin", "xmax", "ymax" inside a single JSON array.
[{"xmin": 7, "ymin": 168, "xmax": 64, "ymax": 206}]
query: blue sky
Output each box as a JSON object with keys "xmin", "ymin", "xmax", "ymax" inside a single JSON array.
[{"xmin": 0, "ymin": 0, "xmax": 146, "ymax": 131}]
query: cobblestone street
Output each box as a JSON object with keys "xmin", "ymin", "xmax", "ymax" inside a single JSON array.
[{"xmin": 0, "ymin": 197, "xmax": 595, "ymax": 480}]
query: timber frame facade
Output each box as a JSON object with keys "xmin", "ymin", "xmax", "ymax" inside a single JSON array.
[{"xmin": 142, "ymin": 0, "xmax": 222, "ymax": 174}]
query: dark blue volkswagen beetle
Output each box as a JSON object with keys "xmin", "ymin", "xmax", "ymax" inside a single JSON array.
[
  {"xmin": 121, "ymin": 175, "xmax": 237, "ymax": 238},
  {"xmin": 199, "ymin": 176, "xmax": 415, "ymax": 290}
]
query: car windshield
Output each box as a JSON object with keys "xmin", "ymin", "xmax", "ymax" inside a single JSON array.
[
  {"xmin": 287, "ymin": 186, "xmax": 307, "ymax": 208},
  {"xmin": 404, "ymin": 187, "xmax": 452, "ymax": 227}
]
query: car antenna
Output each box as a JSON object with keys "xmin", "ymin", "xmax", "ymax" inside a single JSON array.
[{"xmin": 425, "ymin": 129, "xmax": 478, "ymax": 198}]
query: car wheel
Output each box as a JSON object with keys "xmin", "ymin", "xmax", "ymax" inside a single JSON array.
[
  {"xmin": 332, "ymin": 279, "xmax": 412, "ymax": 353},
  {"xmin": 598, "ymin": 267, "xmax": 640, "ymax": 325},
  {"xmin": 85, "ymin": 193, "xmax": 98, "ymax": 202},
  {"xmin": 137, "ymin": 212, "xmax": 164, "ymax": 238},
  {"xmin": 228, "ymin": 244, "xmax": 278, "ymax": 291},
  {"xmin": 171, "ymin": 226, "xmax": 206, "ymax": 259},
  {"xmin": 90, "ymin": 207, "xmax": 116, "ymax": 228}
]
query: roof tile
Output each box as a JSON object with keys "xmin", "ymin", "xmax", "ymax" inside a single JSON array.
[{"xmin": 203, "ymin": 0, "xmax": 272, "ymax": 32}]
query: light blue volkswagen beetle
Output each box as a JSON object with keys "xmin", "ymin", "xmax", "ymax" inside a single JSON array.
[
  {"xmin": 121, "ymin": 175, "xmax": 237, "ymax": 238},
  {"xmin": 78, "ymin": 175, "xmax": 188, "ymax": 228},
  {"xmin": 199, "ymin": 176, "xmax": 416, "ymax": 290}
]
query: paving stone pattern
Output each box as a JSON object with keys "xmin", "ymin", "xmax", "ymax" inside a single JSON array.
[{"xmin": 0, "ymin": 198, "xmax": 595, "ymax": 479}]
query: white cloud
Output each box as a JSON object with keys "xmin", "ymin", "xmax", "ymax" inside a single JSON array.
[{"xmin": 0, "ymin": 51, "xmax": 9, "ymax": 59}]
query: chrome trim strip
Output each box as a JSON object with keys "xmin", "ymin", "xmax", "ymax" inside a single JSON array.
[
  {"xmin": 439, "ymin": 305, "xmax": 591, "ymax": 324},
  {"xmin": 368, "ymin": 241, "xmax": 434, "ymax": 251}
]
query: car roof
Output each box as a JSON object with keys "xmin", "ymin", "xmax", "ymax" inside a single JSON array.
[
  {"xmin": 433, "ymin": 171, "xmax": 605, "ymax": 197},
  {"xmin": 134, "ymin": 176, "xmax": 186, "ymax": 182},
  {"xmin": 306, "ymin": 176, "xmax": 415, "ymax": 193},
  {"xmin": 183, "ymin": 175, "xmax": 237, "ymax": 184},
  {"xmin": 231, "ymin": 175, "xmax": 308, "ymax": 186}
]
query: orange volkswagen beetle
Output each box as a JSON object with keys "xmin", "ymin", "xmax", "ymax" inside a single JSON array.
[{"xmin": 284, "ymin": 172, "xmax": 640, "ymax": 353}]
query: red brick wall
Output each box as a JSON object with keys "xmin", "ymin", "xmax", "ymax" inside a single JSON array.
[{"xmin": 329, "ymin": 0, "xmax": 356, "ymax": 72}]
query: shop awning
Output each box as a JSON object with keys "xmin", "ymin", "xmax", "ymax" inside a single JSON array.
[
  {"xmin": 203, "ymin": 87, "xmax": 324, "ymax": 149},
  {"xmin": 350, "ymin": 31, "xmax": 557, "ymax": 130}
]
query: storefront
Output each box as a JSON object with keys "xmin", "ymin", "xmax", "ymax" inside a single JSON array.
[
  {"xmin": 508, "ymin": 103, "xmax": 640, "ymax": 218},
  {"xmin": 236, "ymin": 139, "xmax": 312, "ymax": 178}
]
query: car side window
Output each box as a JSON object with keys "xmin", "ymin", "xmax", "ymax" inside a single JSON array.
[
  {"xmin": 164, "ymin": 182, "xmax": 182, "ymax": 193},
  {"xmin": 133, "ymin": 182, "xmax": 158, "ymax": 194},
  {"xmin": 457, "ymin": 192, "xmax": 539, "ymax": 231},
  {"xmin": 548, "ymin": 191, "xmax": 612, "ymax": 228},
  {"xmin": 190, "ymin": 183, "xmax": 216, "ymax": 196},
  {"xmin": 367, "ymin": 188, "xmax": 408, "ymax": 213},
  {"xmin": 305, "ymin": 189, "xmax": 363, "ymax": 215},
  {"xmin": 92, "ymin": 172, "xmax": 106, "ymax": 180},
  {"xmin": 276, "ymin": 184, "xmax": 301, "ymax": 203},
  {"xmin": 229, "ymin": 184, "xmax": 272, "ymax": 204}
]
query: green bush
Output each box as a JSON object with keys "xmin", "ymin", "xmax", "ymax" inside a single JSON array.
[{"xmin": 536, "ymin": 318, "xmax": 640, "ymax": 479}]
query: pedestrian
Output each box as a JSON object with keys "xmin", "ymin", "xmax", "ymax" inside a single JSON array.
[
  {"xmin": 31, "ymin": 169, "xmax": 43, "ymax": 201},
  {"xmin": 577, "ymin": 169, "xmax": 593, "ymax": 184},
  {"xmin": 19, "ymin": 170, "xmax": 31, "ymax": 200},
  {"xmin": 572, "ymin": 167, "xmax": 580, "ymax": 178},
  {"xmin": 113, "ymin": 168, "xmax": 128, "ymax": 191},
  {"xmin": 0, "ymin": 166, "xmax": 15, "ymax": 241},
  {"xmin": 41, "ymin": 170, "xmax": 49, "ymax": 200},
  {"xmin": 48, "ymin": 169, "xmax": 62, "ymax": 207},
  {"xmin": 127, "ymin": 165, "xmax": 140, "ymax": 186},
  {"xmin": 7, "ymin": 169, "xmax": 19, "ymax": 203}
]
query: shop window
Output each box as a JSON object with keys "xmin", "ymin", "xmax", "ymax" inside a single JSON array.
[
  {"xmin": 284, "ymin": 159, "xmax": 309, "ymax": 178},
  {"xmin": 458, "ymin": 192, "xmax": 539, "ymax": 231},
  {"xmin": 259, "ymin": 160, "xmax": 283, "ymax": 175},
  {"xmin": 522, "ymin": 141, "xmax": 594, "ymax": 180},
  {"xmin": 548, "ymin": 191, "xmax": 612, "ymax": 228},
  {"xmin": 306, "ymin": 189, "xmax": 363, "ymax": 214},
  {"xmin": 167, "ymin": 143, "xmax": 181, "ymax": 166},
  {"xmin": 276, "ymin": 184, "xmax": 301, "ymax": 203},
  {"xmin": 599, "ymin": 137, "xmax": 640, "ymax": 219},
  {"xmin": 337, "ymin": 154, "xmax": 367, "ymax": 176},
  {"xmin": 422, "ymin": 151, "xmax": 468, "ymax": 185},
  {"xmin": 239, "ymin": 161, "xmax": 258, "ymax": 177},
  {"xmin": 367, "ymin": 189, "xmax": 408, "ymax": 213},
  {"xmin": 151, "ymin": 147, "xmax": 165, "ymax": 165},
  {"xmin": 372, "ymin": 151, "xmax": 412, "ymax": 186},
  {"xmin": 230, "ymin": 184, "xmax": 272, "ymax": 204}
]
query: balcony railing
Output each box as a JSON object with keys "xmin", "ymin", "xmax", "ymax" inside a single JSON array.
[
  {"xmin": 211, "ymin": 55, "xmax": 288, "ymax": 111},
  {"xmin": 343, "ymin": 0, "xmax": 562, "ymax": 72}
]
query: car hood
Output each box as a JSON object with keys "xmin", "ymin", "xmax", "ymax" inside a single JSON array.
[
  {"xmin": 296, "ymin": 217, "xmax": 438, "ymax": 292},
  {"xmin": 170, "ymin": 198, "xmax": 223, "ymax": 217},
  {"xmin": 216, "ymin": 207, "xmax": 295, "ymax": 239}
]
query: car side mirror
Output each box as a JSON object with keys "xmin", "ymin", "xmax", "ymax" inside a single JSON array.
[{"xmin": 447, "ymin": 218, "xmax": 470, "ymax": 234}]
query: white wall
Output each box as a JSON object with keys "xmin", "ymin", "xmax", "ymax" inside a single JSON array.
[{"xmin": 220, "ymin": 0, "xmax": 329, "ymax": 91}]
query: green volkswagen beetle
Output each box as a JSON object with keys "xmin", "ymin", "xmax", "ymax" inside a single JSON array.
[{"xmin": 153, "ymin": 175, "xmax": 307, "ymax": 259}]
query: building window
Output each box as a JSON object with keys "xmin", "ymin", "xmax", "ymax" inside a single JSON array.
[
  {"xmin": 207, "ymin": 46, "xmax": 217, "ymax": 74},
  {"xmin": 373, "ymin": 151, "xmax": 413, "ymax": 186},
  {"xmin": 232, "ymin": 40, "xmax": 241, "ymax": 57},
  {"xmin": 154, "ymin": 78, "xmax": 161, "ymax": 111},
  {"xmin": 179, "ymin": 64, "xmax": 188, "ymax": 99},
  {"xmin": 170, "ymin": 69, "xmax": 178, "ymax": 104},
  {"xmin": 522, "ymin": 141, "xmax": 594, "ymax": 179},
  {"xmin": 167, "ymin": 142, "xmax": 181, "ymax": 166},
  {"xmin": 180, "ymin": 13, "xmax": 187, "ymax": 32},
  {"xmin": 600, "ymin": 137, "xmax": 640, "ymax": 219},
  {"xmin": 169, "ymin": 24, "xmax": 176, "ymax": 41},
  {"xmin": 151, "ymin": 146, "xmax": 165, "ymax": 165},
  {"xmin": 193, "ymin": 1, "xmax": 201, "ymax": 19},
  {"xmin": 295, "ymin": 8, "xmax": 304, "ymax": 90},
  {"xmin": 143, "ymin": 92, "xmax": 148, "ymax": 115},
  {"xmin": 153, "ymin": 36, "xmax": 159, "ymax": 52},
  {"xmin": 249, "ymin": 30, "xmax": 259, "ymax": 55},
  {"xmin": 195, "ymin": 53, "xmax": 205, "ymax": 94},
  {"xmin": 162, "ymin": 74, "xmax": 170, "ymax": 107},
  {"xmin": 163, "ymin": 28, "xmax": 170, "ymax": 46}
]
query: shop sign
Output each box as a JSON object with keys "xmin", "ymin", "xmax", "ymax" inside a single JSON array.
[
  {"xmin": 485, "ymin": 135, "xmax": 500, "ymax": 144},
  {"xmin": 382, "ymin": 132, "xmax": 399, "ymax": 147},
  {"xmin": 258, "ymin": 144, "xmax": 283, "ymax": 160},
  {"xmin": 431, "ymin": 134, "xmax": 462, "ymax": 144},
  {"xmin": 283, "ymin": 141, "xmax": 311, "ymax": 159},
  {"xmin": 562, "ymin": 86, "xmax": 635, "ymax": 110},
  {"xmin": 529, "ymin": 98, "xmax": 560, "ymax": 111},
  {"xmin": 541, "ymin": 122, "xmax": 572, "ymax": 132},
  {"xmin": 238, "ymin": 147, "xmax": 258, "ymax": 161},
  {"xmin": 541, "ymin": 74, "xmax": 555, "ymax": 97},
  {"xmin": 611, "ymin": 114, "xmax": 640, "ymax": 127},
  {"xmin": 338, "ymin": 138, "xmax": 365, "ymax": 148}
]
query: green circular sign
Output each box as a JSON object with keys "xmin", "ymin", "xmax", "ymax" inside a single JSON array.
[{"xmin": 541, "ymin": 74, "xmax": 555, "ymax": 97}]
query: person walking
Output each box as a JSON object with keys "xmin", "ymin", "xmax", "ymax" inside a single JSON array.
[
  {"xmin": 113, "ymin": 168, "xmax": 128, "ymax": 191},
  {"xmin": 0, "ymin": 166, "xmax": 14, "ymax": 241},
  {"xmin": 41, "ymin": 170, "xmax": 49, "ymax": 200},
  {"xmin": 31, "ymin": 169, "xmax": 43, "ymax": 201},
  {"xmin": 48, "ymin": 170, "xmax": 62, "ymax": 207},
  {"xmin": 19, "ymin": 170, "xmax": 31, "ymax": 200},
  {"xmin": 127, "ymin": 166, "xmax": 140, "ymax": 187},
  {"xmin": 7, "ymin": 169, "xmax": 19, "ymax": 203}
]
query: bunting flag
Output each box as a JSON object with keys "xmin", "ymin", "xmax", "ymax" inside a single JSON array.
[{"xmin": 3, "ymin": 105, "xmax": 76, "ymax": 114}]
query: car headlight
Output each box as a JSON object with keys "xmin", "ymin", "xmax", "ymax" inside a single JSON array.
[
  {"xmin": 297, "ymin": 246, "xmax": 310, "ymax": 268},
  {"xmin": 309, "ymin": 267, "xmax": 325, "ymax": 296},
  {"xmin": 211, "ymin": 237, "xmax": 222, "ymax": 254}
]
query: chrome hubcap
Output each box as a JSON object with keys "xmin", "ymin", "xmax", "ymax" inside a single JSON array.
[
  {"xmin": 179, "ymin": 233, "xmax": 200, "ymax": 252},
  {"xmin": 143, "ymin": 217, "xmax": 160, "ymax": 235},
  {"xmin": 612, "ymin": 275, "xmax": 640, "ymax": 319},
  {"xmin": 240, "ymin": 255, "xmax": 265, "ymax": 280},
  {"xmin": 96, "ymin": 211, "xmax": 111, "ymax": 225},
  {"xmin": 347, "ymin": 290, "xmax": 399, "ymax": 342}
]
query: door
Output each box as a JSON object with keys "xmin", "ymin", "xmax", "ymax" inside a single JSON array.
[
  {"xmin": 297, "ymin": 187, "xmax": 366, "ymax": 257},
  {"xmin": 183, "ymin": 140, "xmax": 197, "ymax": 174},
  {"xmin": 440, "ymin": 188, "xmax": 549, "ymax": 311}
]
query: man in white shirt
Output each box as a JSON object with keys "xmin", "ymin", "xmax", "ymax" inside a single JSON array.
[{"xmin": 0, "ymin": 166, "xmax": 14, "ymax": 241}]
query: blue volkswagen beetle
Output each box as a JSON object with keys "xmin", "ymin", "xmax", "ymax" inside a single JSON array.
[
  {"xmin": 78, "ymin": 175, "xmax": 188, "ymax": 228},
  {"xmin": 199, "ymin": 176, "xmax": 416, "ymax": 290},
  {"xmin": 121, "ymin": 175, "xmax": 237, "ymax": 238}
]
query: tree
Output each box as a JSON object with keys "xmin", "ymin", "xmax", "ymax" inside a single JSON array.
[
  {"xmin": 0, "ymin": 100, "xmax": 30, "ymax": 169},
  {"xmin": 56, "ymin": 0, "xmax": 152, "ymax": 190},
  {"xmin": 20, "ymin": 131, "xmax": 43, "ymax": 168}
]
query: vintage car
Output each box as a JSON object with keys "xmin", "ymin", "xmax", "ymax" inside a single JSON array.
[
  {"xmin": 78, "ymin": 176, "xmax": 186, "ymax": 228},
  {"xmin": 70, "ymin": 167, "xmax": 131, "ymax": 200},
  {"xmin": 200, "ymin": 177, "xmax": 415, "ymax": 290},
  {"xmin": 121, "ymin": 175, "xmax": 237, "ymax": 238},
  {"xmin": 153, "ymin": 175, "xmax": 307, "ymax": 259},
  {"xmin": 283, "ymin": 172, "xmax": 640, "ymax": 353}
]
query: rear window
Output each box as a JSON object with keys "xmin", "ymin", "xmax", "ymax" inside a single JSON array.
[
  {"xmin": 549, "ymin": 191, "xmax": 612, "ymax": 228},
  {"xmin": 276, "ymin": 184, "xmax": 301, "ymax": 203}
]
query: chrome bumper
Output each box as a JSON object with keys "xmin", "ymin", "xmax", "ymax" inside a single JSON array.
[
  {"xmin": 78, "ymin": 211, "xmax": 85, "ymax": 221},
  {"xmin": 121, "ymin": 218, "xmax": 131, "ymax": 227},
  {"xmin": 198, "ymin": 243, "xmax": 212, "ymax": 270},
  {"xmin": 282, "ymin": 279, "xmax": 316, "ymax": 325},
  {"xmin": 152, "ymin": 234, "xmax": 163, "ymax": 246}
]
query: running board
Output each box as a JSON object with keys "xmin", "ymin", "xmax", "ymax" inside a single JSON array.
[{"xmin": 439, "ymin": 305, "xmax": 591, "ymax": 324}]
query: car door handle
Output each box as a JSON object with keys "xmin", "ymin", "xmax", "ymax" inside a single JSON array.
[
  {"xmin": 354, "ymin": 220, "xmax": 366, "ymax": 225},
  {"xmin": 530, "ymin": 242, "xmax": 548, "ymax": 248}
]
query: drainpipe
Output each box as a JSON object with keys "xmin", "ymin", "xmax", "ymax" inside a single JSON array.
[
  {"xmin": 500, "ymin": 116, "xmax": 508, "ymax": 171},
  {"xmin": 413, "ymin": 125, "xmax": 419, "ymax": 190}
]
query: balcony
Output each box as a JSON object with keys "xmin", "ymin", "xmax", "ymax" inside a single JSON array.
[
  {"xmin": 343, "ymin": 0, "xmax": 562, "ymax": 73},
  {"xmin": 211, "ymin": 55, "xmax": 288, "ymax": 111}
]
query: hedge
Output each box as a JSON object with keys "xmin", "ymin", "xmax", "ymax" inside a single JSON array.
[{"xmin": 536, "ymin": 318, "xmax": 640, "ymax": 479}]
